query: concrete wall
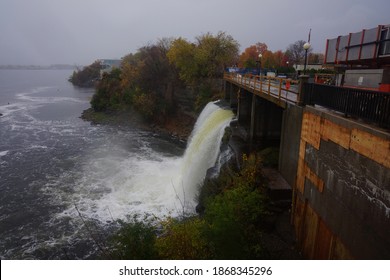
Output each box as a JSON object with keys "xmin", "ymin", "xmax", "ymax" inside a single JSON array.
[
  {"xmin": 293, "ymin": 106, "xmax": 390, "ymax": 259},
  {"xmin": 279, "ymin": 104, "xmax": 304, "ymax": 188},
  {"xmin": 224, "ymin": 80, "xmax": 390, "ymax": 259}
]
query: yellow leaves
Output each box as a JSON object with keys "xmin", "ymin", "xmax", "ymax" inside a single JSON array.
[
  {"xmin": 240, "ymin": 153, "xmax": 263, "ymax": 186},
  {"xmin": 155, "ymin": 217, "xmax": 211, "ymax": 260},
  {"xmin": 167, "ymin": 32, "xmax": 239, "ymax": 84}
]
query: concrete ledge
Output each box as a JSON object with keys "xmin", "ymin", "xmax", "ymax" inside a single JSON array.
[
  {"xmin": 305, "ymin": 105, "xmax": 390, "ymax": 140},
  {"xmin": 263, "ymin": 168, "xmax": 292, "ymax": 201}
]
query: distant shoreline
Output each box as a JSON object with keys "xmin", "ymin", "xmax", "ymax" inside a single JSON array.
[{"xmin": 0, "ymin": 65, "xmax": 79, "ymax": 70}]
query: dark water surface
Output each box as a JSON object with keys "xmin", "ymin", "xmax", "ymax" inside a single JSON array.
[{"xmin": 0, "ymin": 70, "xmax": 185, "ymax": 259}]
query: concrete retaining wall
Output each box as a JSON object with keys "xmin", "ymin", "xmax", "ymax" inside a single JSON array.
[{"xmin": 293, "ymin": 106, "xmax": 390, "ymax": 259}]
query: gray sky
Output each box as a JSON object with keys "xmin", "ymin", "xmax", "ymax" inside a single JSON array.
[{"xmin": 1, "ymin": 0, "xmax": 389, "ymax": 65}]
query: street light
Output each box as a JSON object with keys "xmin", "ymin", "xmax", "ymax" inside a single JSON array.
[
  {"xmin": 303, "ymin": 42, "xmax": 311, "ymax": 75},
  {"xmin": 256, "ymin": 53, "xmax": 262, "ymax": 76}
]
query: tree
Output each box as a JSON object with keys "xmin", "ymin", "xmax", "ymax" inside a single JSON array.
[
  {"xmin": 167, "ymin": 37, "xmax": 198, "ymax": 85},
  {"xmin": 91, "ymin": 68, "xmax": 122, "ymax": 111},
  {"xmin": 308, "ymin": 52, "xmax": 324, "ymax": 64},
  {"xmin": 89, "ymin": 31, "xmax": 240, "ymax": 117},
  {"xmin": 239, "ymin": 45, "xmax": 258, "ymax": 68},
  {"xmin": 238, "ymin": 42, "xmax": 268, "ymax": 68},
  {"xmin": 120, "ymin": 52, "xmax": 141, "ymax": 91},
  {"xmin": 120, "ymin": 42, "xmax": 179, "ymax": 119},
  {"xmin": 261, "ymin": 50, "xmax": 276, "ymax": 69},
  {"xmin": 68, "ymin": 60, "xmax": 101, "ymax": 87},
  {"xmin": 168, "ymin": 32, "xmax": 239, "ymax": 84},
  {"xmin": 136, "ymin": 44, "xmax": 172, "ymax": 94},
  {"xmin": 167, "ymin": 32, "xmax": 239, "ymax": 110},
  {"xmin": 273, "ymin": 50, "xmax": 286, "ymax": 68},
  {"xmin": 195, "ymin": 31, "xmax": 240, "ymax": 79},
  {"xmin": 255, "ymin": 42, "xmax": 268, "ymax": 55},
  {"xmin": 285, "ymin": 40, "xmax": 312, "ymax": 67}
]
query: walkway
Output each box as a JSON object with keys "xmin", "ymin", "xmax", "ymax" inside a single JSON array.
[{"xmin": 224, "ymin": 73, "xmax": 300, "ymax": 108}]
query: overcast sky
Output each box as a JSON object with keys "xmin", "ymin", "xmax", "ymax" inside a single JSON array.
[{"xmin": 0, "ymin": 0, "xmax": 389, "ymax": 65}]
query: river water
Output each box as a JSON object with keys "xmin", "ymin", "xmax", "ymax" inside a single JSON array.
[{"xmin": 0, "ymin": 69, "xmax": 233, "ymax": 259}]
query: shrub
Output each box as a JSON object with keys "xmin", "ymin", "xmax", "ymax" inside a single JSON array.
[
  {"xmin": 156, "ymin": 217, "xmax": 211, "ymax": 259},
  {"xmin": 132, "ymin": 91, "xmax": 157, "ymax": 120},
  {"xmin": 108, "ymin": 215, "xmax": 158, "ymax": 260}
]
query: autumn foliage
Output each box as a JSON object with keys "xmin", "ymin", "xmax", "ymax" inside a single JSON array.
[
  {"xmin": 86, "ymin": 33, "xmax": 324, "ymax": 121},
  {"xmin": 89, "ymin": 32, "xmax": 240, "ymax": 119}
]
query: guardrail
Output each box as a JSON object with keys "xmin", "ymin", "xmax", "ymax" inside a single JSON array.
[
  {"xmin": 304, "ymin": 83, "xmax": 390, "ymax": 128},
  {"xmin": 225, "ymin": 72, "xmax": 390, "ymax": 129},
  {"xmin": 224, "ymin": 72, "xmax": 300, "ymax": 104}
]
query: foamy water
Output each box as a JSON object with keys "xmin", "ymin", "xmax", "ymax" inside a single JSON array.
[
  {"xmin": 0, "ymin": 70, "xmax": 233, "ymax": 259},
  {"xmin": 56, "ymin": 102, "xmax": 234, "ymax": 223}
]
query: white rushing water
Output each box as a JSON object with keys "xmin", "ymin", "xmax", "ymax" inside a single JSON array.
[
  {"xmin": 0, "ymin": 70, "xmax": 234, "ymax": 258},
  {"xmin": 61, "ymin": 102, "xmax": 234, "ymax": 222}
]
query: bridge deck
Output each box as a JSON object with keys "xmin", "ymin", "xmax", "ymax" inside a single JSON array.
[{"xmin": 224, "ymin": 73, "xmax": 300, "ymax": 108}]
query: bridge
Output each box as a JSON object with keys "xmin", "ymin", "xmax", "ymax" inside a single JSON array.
[
  {"xmin": 224, "ymin": 72, "xmax": 300, "ymax": 107},
  {"xmin": 224, "ymin": 72, "xmax": 390, "ymax": 128},
  {"xmin": 223, "ymin": 73, "xmax": 390, "ymax": 259}
]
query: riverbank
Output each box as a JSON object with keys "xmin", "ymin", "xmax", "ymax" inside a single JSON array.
[{"xmin": 81, "ymin": 107, "xmax": 197, "ymax": 144}]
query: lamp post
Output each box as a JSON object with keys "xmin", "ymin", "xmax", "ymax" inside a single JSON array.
[
  {"xmin": 256, "ymin": 53, "xmax": 262, "ymax": 76},
  {"xmin": 303, "ymin": 42, "xmax": 311, "ymax": 75}
]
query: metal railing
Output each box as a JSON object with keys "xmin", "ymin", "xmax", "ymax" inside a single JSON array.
[
  {"xmin": 304, "ymin": 83, "xmax": 390, "ymax": 128},
  {"xmin": 224, "ymin": 72, "xmax": 300, "ymax": 104},
  {"xmin": 225, "ymin": 72, "xmax": 390, "ymax": 128}
]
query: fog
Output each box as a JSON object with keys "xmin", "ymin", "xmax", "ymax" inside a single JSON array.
[{"xmin": 0, "ymin": 0, "xmax": 388, "ymax": 65}]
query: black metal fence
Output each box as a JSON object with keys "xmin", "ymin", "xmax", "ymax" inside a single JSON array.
[{"xmin": 304, "ymin": 83, "xmax": 390, "ymax": 128}]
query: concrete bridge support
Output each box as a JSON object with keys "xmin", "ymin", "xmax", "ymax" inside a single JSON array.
[
  {"xmin": 224, "ymin": 81, "xmax": 238, "ymax": 109},
  {"xmin": 227, "ymin": 83, "xmax": 284, "ymax": 146},
  {"xmin": 237, "ymin": 89, "xmax": 252, "ymax": 129},
  {"xmin": 249, "ymin": 96, "xmax": 283, "ymax": 145}
]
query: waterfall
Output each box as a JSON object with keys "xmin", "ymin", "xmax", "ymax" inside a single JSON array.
[
  {"xmin": 177, "ymin": 102, "xmax": 234, "ymax": 208},
  {"xmin": 65, "ymin": 101, "xmax": 234, "ymax": 221}
]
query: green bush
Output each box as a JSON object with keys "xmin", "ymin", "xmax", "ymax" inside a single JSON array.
[
  {"xmin": 108, "ymin": 215, "xmax": 158, "ymax": 260},
  {"xmin": 203, "ymin": 186, "xmax": 268, "ymax": 259},
  {"xmin": 90, "ymin": 69, "xmax": 122, "ymax": 111},
  {"xmin": 156, "ymin": 217, "xmax": 211, "ymax": 259},
  {"xmin": 201, "ymin": 154, "xmax": 269, "ymax": 259}
]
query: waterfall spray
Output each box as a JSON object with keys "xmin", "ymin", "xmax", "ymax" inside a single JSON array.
[
  {"xmin": 67, "ymin": 101, "xmax": 234, "ymax": 221},
  {"xmin": 178, "ymin": 102, "xmax": 234, "ymax": 208}
]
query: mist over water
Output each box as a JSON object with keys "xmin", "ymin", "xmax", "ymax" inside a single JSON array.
[{"xmin": 0, "ymin": 70, "xmax": 233, "ymax": 259}]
